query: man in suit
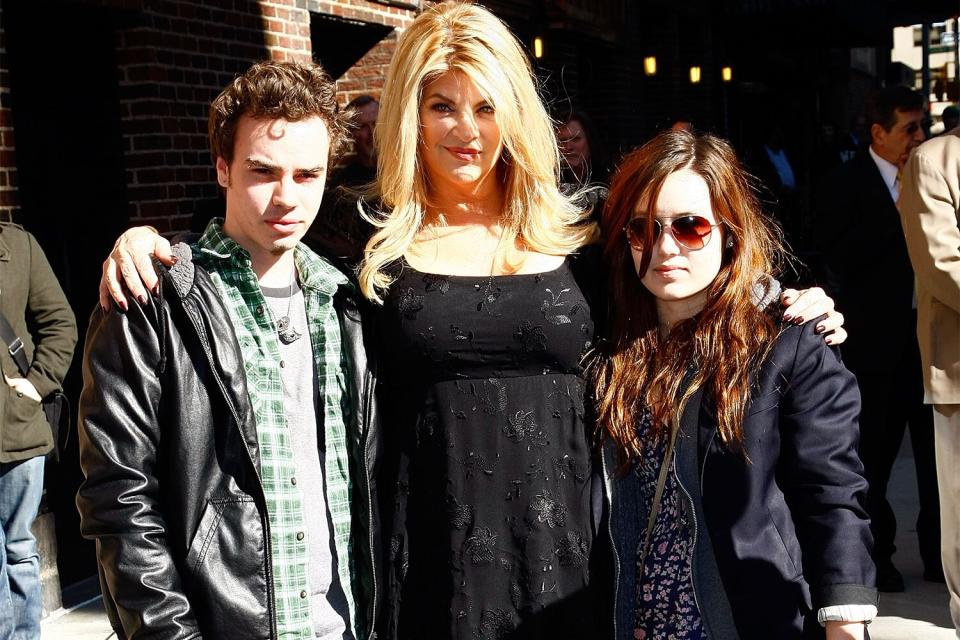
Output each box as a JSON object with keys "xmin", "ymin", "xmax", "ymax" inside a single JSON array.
[
  {"xmin": 816, "ymin": 85, "xmax": 938, "ymax": 592},
  {"xmin": 898, "ymin": 128, "xmax": 960, "ymax": 630}
]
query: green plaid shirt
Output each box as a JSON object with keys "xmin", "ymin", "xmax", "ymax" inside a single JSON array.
[{"xmin": 193, "ymin": 219, "xmax": 356, "ymax": 638}]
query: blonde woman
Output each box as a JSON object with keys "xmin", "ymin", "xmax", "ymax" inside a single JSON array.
[{"xmin": 99, "ymin": 4, "xmax": 844, "ymax": 638}]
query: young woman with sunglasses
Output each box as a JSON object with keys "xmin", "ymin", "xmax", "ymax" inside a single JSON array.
[{"xmin": 596, "ymin": 129, "xmax": 876, "ymax": 640}]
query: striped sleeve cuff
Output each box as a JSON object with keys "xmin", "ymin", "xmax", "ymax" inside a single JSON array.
[{"xmin": 817, "ymin": 604, "xmax": 878, "ymax": 626}]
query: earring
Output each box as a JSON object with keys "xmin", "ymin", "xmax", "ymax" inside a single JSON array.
[{"xmin": 725, "ymin": 236, "xmax": 734, "ymax": 249}]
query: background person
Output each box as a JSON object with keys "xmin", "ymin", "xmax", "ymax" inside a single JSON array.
[
  {"xmin": 557, "ymin": 110, "xmax": 610, "ymax": 186},
  {"xmin": 306, "ymin": 94, "xmax": 379, "ymax": 263},
  {"xmin": 598, "ymin": 130, "xmax": 875, "ymax": 640},
  {"xmin": 815, "ymin": 85, "xmax": 938, "ymax": 592},
  {"xmin": 898, "ymin": 128, "xmax": 960, "ymax": 632},
  {"xmin": 0, "ymin": 222, "xmax": 76, "ymax": 639}
]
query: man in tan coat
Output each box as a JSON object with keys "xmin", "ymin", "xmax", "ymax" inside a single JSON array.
[{"xmin": 899, "ymin": 128, "xmax": 960, "ymax": 632}]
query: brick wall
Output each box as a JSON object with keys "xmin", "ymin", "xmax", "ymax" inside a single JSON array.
[
  {"xmin": 0, "ymin": 4, "xmax": 16, "ymax": 220},
  {"xmin": 0, "ymin": 0, "xmax": 416, "ymax": 230},
  {"xmin": 334, "ymin": 34, "xmax": 398, "ymax": 105}
]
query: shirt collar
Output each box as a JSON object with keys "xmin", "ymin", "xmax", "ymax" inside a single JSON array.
[
  {"xmin": 194, "ymin": 218, "xmax": 350, "ymax": 296},
  {"xmin": 868, "ymin": 145, "xmax": 899, "ymax": 192}
]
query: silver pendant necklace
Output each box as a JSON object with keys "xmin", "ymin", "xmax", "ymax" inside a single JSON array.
[{"xmin": 276, "ymin": 276, "xmax": 302, "ymax": 345}]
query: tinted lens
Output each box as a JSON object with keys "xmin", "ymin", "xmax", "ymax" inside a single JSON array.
[
  {"xmin": 624, "ymin": 217, "xmax": 660, "ymax": 249},
  {"xmin": 671, "ymin": 215, "xmax": 714, "ymax": 249}
]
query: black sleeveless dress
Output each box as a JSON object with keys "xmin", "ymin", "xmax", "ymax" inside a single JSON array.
[{"xmin": 378, "ymin": 255, "xmax": 602, "ymax": 640}]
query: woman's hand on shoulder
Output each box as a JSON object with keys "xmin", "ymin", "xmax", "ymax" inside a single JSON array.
[
  {"xmin": 779, "ymin": 286, "xmax": 847, "ymax": 346},
  {"xmin": 99, "ymin": 226, "xmax": 175, "ymax": 312},
  {"xmin": 825, "ymin": 621, "xmax": 866, "ymax": 640}
]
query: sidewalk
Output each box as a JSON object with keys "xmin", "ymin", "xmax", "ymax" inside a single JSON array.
[
  {"xmin": 864, "ymin": 432, "xmax": 955, "ymax": 640},
  {"xmin": 40, "ymin": 437, "xmax": 956, "ymax": 640}
]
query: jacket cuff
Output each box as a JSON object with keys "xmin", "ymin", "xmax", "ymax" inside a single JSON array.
[
  {"xmin": 26, "ymin": 370, "xmax": 57, "ymax": 399},
  {"xmin": 815, "ymin": 583, "xmax": 879, "ymax": 609},
  {"xmin": 817, "ymin": 604, "xmax": 877, "ymax": 625}
]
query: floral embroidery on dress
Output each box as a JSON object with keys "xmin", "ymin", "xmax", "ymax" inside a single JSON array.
[
  {"xmin": 546, "ymin": 379, "xmax": 587, "ymax": 420},
  {"xmin": 529, "ymin": 490, "xmax": 567, "ymax": 528},
  {"xmin": 514, "ymin": 320, "xmax": 548, "ymax": 353},
  {"xmin": 450, "ymin": 324, "xmax": 474, "ymax": 342},
  {"xmin": 457, "ymin": 451, "xmax": 495, "ymax": 478},
  {"xmin": 552, "ymin": 455, "xmax": 586, "ymax": 483},
  {"xmin": 464, "ymin": 526, "xmax": 498, "ymax": 565},
  {"xmin": 397, "ymin": 287, "xmax": 424, "ymax": 319},
  {"xmin": 475, "ymin": 608, "xmax": 513, "ymax": 640},
  {"xmin": 423, "ymin": 273, "xmax": 450, "ymax": 294},
  {"xmin": 449, "ymin": 496, "xmax": 474, "ymax": 530},
  {"xmin": 478, "ymin": 379, "xmax": 508, "ymax": 416},
  {"xmin": 555, "ymin": 530, "xmax": 588, "ymax": 567},
  {"xmin": 477, "ymin": 278, "xmax": 503, "ymax": 315},
  {"xmin": 503, "ymin": 409, "xmax": 546, "ymax": 445},
  {"xmin": 540, "ymin": 287, "xmax": 572, "ymax": 324}
]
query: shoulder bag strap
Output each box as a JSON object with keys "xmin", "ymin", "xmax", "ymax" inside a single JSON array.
[
  {"xmin": 0, "ymin": 310, "xmax": 30, "ymax": 377},
  {"xmin": 637, "ymin": 410, "xmax": 683, "ymax": 582}
]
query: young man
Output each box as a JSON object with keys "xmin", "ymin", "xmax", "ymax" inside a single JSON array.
[{"xmin": 77, "ymin": 61, "xmax": 381, "ymax": 640}]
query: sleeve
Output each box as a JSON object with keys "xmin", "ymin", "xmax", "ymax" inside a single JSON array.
[
  {"xmin": 75, "ymin": 298, "xmax": 202, "ymax": 639},
  {"xmin": 898, "ymin": 146, "xmax": 960, "ymax": 314},
  {"xmin": 778, "ymin": 322, "xmax": 878, "ymax": 610},
  {"xmin": 24, "ymin": 232, "xmax": 77, "ymax": 397}
]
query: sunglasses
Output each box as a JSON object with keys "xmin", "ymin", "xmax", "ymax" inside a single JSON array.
[{"xmin": 624, "ymin": 215, "xmax": 721, "ymax": 251}]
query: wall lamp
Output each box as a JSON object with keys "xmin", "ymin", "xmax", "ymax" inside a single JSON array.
[
  {"xmin": 643, "ymin": 56, "xmax": 657, "ymax": 76},
  {"xmin": 533, "ymin": 37, "xmax": 544, "ymax": 59}
]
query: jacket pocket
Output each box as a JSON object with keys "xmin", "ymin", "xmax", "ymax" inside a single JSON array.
[
  {"xmin": 928, "ymin": 299, "xmax": 960, "ymax": 380},
  {"xmin": 184, "ymin": 496, "xmax": 269, "ymax": 633},
  {"xmin": 766, "ymin": 504, "xmax": 803, "ymax": 580},
  {"xmin": 1, "ymin": 382, "xmax": 51, "ymax": 454}
]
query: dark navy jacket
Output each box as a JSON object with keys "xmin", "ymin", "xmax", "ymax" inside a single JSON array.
[{"xmin": 604, "ymin": 320, "xmax": 877, "ymax": 640}]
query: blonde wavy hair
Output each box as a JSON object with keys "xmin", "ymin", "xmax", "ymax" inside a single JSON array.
[{"xmin": 358, "ymin": 0, "xmax": 598, "ymax": 303}]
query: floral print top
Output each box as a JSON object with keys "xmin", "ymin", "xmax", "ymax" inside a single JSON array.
[{"xmin": 632, "ymin": 410, "xmax": 708, "ymax": 640}]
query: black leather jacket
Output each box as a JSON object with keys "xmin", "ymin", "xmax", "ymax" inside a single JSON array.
[{"xmin": 76, "ymin": 245, "xmax": 383, "ymax": 640}]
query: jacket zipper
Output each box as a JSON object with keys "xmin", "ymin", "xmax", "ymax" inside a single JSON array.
[
  {"xmin": 673, "ymin": 456, "xmax": 705, "ymax": 632},
  {"xmin": 183, "ymin": 300, "xmax": 279, "ymax": 639},
  {"xmin": 600, "ymin": 445, "xmax": 620, "ymax": 640},
  {"xmin": 361, "ymin": 366, "xmax": 378, "ymax": 640}
]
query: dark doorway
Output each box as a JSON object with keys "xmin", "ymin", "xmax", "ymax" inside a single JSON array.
[
  {"xmin": 4, "ymin": 1, "xmax": 129, "ymax": 589},
  {"xmin": 310, "ymin": 13, "xmax": 393, "ymax": 79}
]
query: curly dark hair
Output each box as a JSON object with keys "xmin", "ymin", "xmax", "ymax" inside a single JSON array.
[{"xmin": 208, "ymin": 60, "xmax": 349, "ymax": 164}]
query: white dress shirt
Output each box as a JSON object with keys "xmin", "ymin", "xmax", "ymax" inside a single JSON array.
[{"xmin": 868, "ymin": 144, "xmax": 900, "ymax": 202}]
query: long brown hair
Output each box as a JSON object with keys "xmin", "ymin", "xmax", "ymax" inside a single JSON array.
[{"xmin": 595, "ymin": 130, "xmax": 787, "ymax": 464}]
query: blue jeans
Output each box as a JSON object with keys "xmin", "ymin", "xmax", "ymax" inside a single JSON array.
[{"xmin": 0, "ymin": 456, "xmax": 44, "ymax": 640}]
